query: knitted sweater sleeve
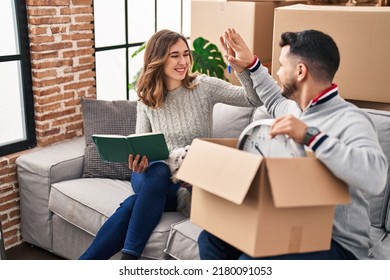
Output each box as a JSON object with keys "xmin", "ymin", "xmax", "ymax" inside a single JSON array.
[
  {"xmin": 135, "ymin": 101, "xmax": 151, "ymax": 134},
  {"xmin": 197, "ymin": 72, "xmax": 263, "ymax": 107}
]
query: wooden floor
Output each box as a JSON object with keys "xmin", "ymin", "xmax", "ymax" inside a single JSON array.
[{"xmin": 5, "ymin": 242, "xmax": 64, "ymax": 260}]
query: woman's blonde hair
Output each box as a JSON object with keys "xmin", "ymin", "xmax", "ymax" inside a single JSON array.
[{"xmin": 136, "ymin": 29, "xmax": 198, "ymax": 108}]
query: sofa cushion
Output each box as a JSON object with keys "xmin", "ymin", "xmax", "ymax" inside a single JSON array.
[
  {"xmin": 363, "ymin": 109, "xmax": 390, "ymax": 230},
  {"xmin": 369, "ymin": 226, "xmax": 390, "ymax": 259},
  {"xmin": 165, "ymin": 219, "xmax": 203, "ymax": 260},
  {"xmin": 48, "ymin": 178, "xmax": 187, "ymax": 259},
  {"xmin": 81, "ymin": 98, "xmax": 137, "ymax": 180},
  {"xmin": 141, "ymin": 212, "xmax": 188, "ymax": 260},
  {"xmin": 212, "ymin": 103, "xmax": 256, "ymax": 138},
  {"xmin": 49, "ymin": 178, "xmax": 133, "ymax": 235}
]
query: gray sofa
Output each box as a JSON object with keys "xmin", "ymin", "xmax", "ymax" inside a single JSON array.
[{"xmin": 16, "ymin": 100, "xmax": 390, "ymax": 260}]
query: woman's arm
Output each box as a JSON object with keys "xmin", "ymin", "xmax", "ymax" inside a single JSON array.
[
  {"xmin": 198, "ymin": 73, "xmax": 262, "ymax": 107},
  {"xmin": 135, "ymin": 101, "xmax": 152, "ymax": 134}
]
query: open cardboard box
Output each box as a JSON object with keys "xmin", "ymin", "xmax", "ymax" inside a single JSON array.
[{"xmin": 177, "ymin": 138, "xmax": 351, "ymax": 257}]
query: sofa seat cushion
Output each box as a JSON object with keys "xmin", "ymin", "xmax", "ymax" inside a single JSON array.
[
  {"xmin": 141, "ymin": 212, "xmax": 188, "ymax": 259},
  {"xmin": 49, "ymin": 178, "xmax": 133, "ymax": 235},
  {"xmin": 369, "ymin": 226, "xmax": 390, "ymax": 259},
  {"xmin": 49, "ymin": 178, "xmax": 187, "ymax": 259},
  {"xmin": 165, "ymin": 219, "xmax": 203, "ymax": 260}
]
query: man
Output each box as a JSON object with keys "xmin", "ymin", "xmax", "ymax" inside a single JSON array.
[{"xmin": 198, "ymin": 28, "xmax": 388, "ymax": 260}]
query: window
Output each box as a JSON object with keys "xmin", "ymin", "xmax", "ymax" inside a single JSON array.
[
  {"xmin": 0, "ymin": 0, "xmax": 35, "ymax": 156},
  {"xmin": 93, "ymin": 0, "xmax": 191, "ymax": 101}
]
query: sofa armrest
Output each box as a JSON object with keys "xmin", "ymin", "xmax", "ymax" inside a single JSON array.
[
  {"xmin": 16, "ymin": 137, "xmax": 85, "ymax": 183},
  {"xmin": 16, "ymin": 137, "xmax": 85, "ymax": 250}
]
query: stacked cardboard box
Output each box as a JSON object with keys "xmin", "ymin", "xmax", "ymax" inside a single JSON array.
[
  {"xmin": 272, "ymin": 4, "xmax": 390, "ymax": 106},
  {"xmin": 191, "ymin": 0, "xmax": 305, "ymax": 85}
]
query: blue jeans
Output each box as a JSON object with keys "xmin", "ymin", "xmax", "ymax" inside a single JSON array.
[
  {"xmin": 79, "ymin": 162, "xmax": 180, "ymax": 259},
  {"xmin": 198, "ymin": 230, "xmax": 357, "ymax": 260}
]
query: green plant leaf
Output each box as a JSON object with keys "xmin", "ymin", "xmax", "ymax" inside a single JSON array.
[
  {"xmin": 131, "ymin": 43, "xmax": 146, "ymax": 59},
  {"xmin": 192, "ymin": 37, "xmax": 227, "ymax": 80}
]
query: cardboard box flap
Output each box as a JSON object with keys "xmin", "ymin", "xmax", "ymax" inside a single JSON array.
[
  {"xmin": 177, "ymin": 139, "xmax": 262, "ymax": 205},
  {"xmin": 265, "ymin": 158, "xmax": 351, "ymax": 208}
]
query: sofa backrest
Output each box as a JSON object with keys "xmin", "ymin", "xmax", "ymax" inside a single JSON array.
[
  {"xmin": 212, "ymin": 104, "xmax": 271, "ymax": 138},
  {"xmin": 363, "ymin": 109, "xmax": 390, "ymax": 232}
]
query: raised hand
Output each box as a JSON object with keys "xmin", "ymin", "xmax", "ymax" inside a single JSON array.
[{"xmin": 222, "ymin": 28, "xmax": 256, "ymax": 72}]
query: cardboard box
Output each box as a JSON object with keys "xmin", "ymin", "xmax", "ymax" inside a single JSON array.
[
  {"xmin": 177, "ymin": 138, "xmax": 351, "ymax": 257},
  {"xmin": 272, "ymin": 4, "xmax": 390, "ymax": 103},
  {"xmin": 191, "ymin": 0, "xmax": 304, "ymax": 85}
]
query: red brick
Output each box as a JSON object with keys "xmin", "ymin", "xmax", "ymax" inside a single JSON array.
[
  {"xmin": 64, "ymin": 80, "xmax": 95, "ymax": 90},
  {"xmin": 52, "ymin": 114, "xmax": 82, "ymax": 126},
  {"xmin": 69, "ymin": 33, "xmax": 94, "ymax": 41},
  {"xmin": 0, "ymin": 192, "xmax": 19, "ymax": 204},
  {"xmin": 28, "ymin": 16, "xmax": 71, "ymax": 25},
  {"xmin": 30, "ymin": 26, "xmax": 49, "ymax": 35},
  {"xmin": 0, "ymin": 159, "xmax": 9, "ymax": 168},
  {"xmin": 0, "ymin": 166, "xmax": 16, "ymax": 176},
  {"xmin": 0, "ymin": 200, "xmax": 18, "ymax": 212},
  {"xmin": 35, "ymin": 94, "xmax": 64, "ymax": 105},
  {"xmin": 72, "ymin": 0, "xmax": 92, "ymax": 5},
  {"xmin": 31, "ymin": 42, "xmax": 73, "ymax": 52},
  {"xmin": 0, "ymin": 185, "xmax": 14, "ymax": 194},
  {"xmin": 35, "ymin": 103, "xmax": 62, "ymax": 114},
  {"xmin": 35, "ymin": 123, "xmax": 50, "ymax": 131},
  {"xmin": 65, "ymin": 63, "xmax": 94, "ymax": 73},
  {"xmin": 77, "ymin": 40, "xmax": 94, "ymax": 48},
  {"xmin": 30, "ymin": 51, "xmax": 59, "ymax": 60},
  {"xmin": 38, "ymin": 127, "xmax": 61, "ymax": 137},
  {"xmin": 60, "ymin": 7, "xmax": 93, "ymax": 15},
  {"xmin": 26, "ymin": 0, "xmax": 70, "ymax": 6},
  {"xmin": 66, "ymin": 122, "xmax": 83, "ymax": 132},
  {"xmin": 9, "ymin": 209, "xmax": 21, "ymax": 219},
  {"xmin": 27, "ymin": 8, "xmax": 57, "ymax": 16},
  {"xmin": 75, "ymin": 15, "xmax": 93, "ymax": 23},
  {"xmin": 35, "ymin": 108, "xmax": 76, "ymax": 122},
  {"xmin": 79, "ymin": 56, "xmax": 94, "ymax": 65},
  {"xmin": 32, "ymin": 69, "xmax": 57, "ymax": 79},
  {"xmin": 51, "ymin": 26, "xmax": 67, "ymax": 34},
  {"xmin": 0, "ymin": 174, "xmax": 18, "ymax": 185},
  {"xmin": 32, "ymin": 59, "xmax": 73, "ymax": 70},
  {"xmin": 70, "ymin": 23, "xmax": 94, "ymax": 32},
  {"xmin": 33, "ymin": 76, "xmax": 74, "ymax": 88},
  {"xmin": 33, "ymin": 86, "xmax": 61, "ymax": 97},
  {"xmin": 79, "ymin": 70, "xmax": 95, "ymax": 80}
]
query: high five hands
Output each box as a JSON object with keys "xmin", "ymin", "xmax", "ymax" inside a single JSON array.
[{"xmin": 219, "ymin": 28, "xmax": 256, "ymax": 73}]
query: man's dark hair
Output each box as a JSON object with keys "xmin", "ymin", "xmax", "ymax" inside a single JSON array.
[{"xmin": 279, "ymin": 30, "xmax": 340, "ymax": 82}]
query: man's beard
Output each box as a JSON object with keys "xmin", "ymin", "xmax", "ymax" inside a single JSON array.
[{"xmin": 281, "ymin": 79, "xmax": 297, "ymax": 100}]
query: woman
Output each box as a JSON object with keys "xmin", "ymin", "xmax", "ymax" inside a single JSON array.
[{"xmin": 79, "ymin": 29, "xmax": 262, "ymax": 260}]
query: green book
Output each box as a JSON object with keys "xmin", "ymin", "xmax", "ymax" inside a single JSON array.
[{"xmin": 92, "ymin": 132, "xmax": 169, "ymax": 163}]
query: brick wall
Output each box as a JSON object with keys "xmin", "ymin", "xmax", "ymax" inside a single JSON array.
[{"xmin": 0, "ymin": 0, "xmax": 95, "ymax": 250}]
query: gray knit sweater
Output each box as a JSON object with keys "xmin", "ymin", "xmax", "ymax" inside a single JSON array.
[
  {"xmin": 136, "ymin": 73, "xmax": 262, "ymax": 151},
  {"xmin": 250, "ymin": 64, "xmax": 388, "ymax": 259}
]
